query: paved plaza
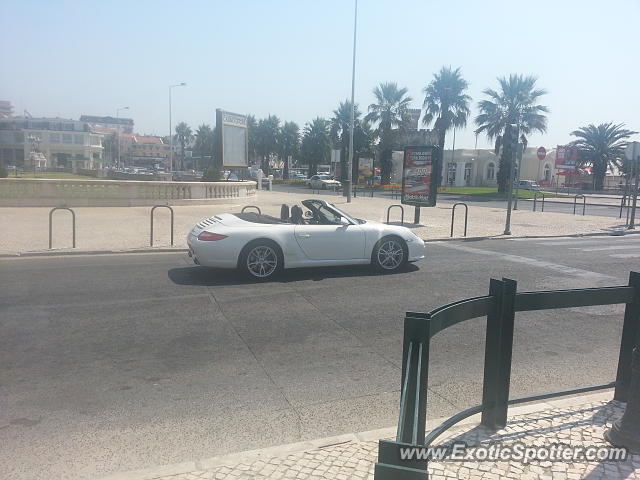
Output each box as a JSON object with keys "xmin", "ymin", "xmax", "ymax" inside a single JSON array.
[
  {"xmin": 0, "ymin": 188, "xmax": 630, "ymax": 255},
  {"xmin": 101, "ymin": 393, "xmax": 640, "ymax": 480}
]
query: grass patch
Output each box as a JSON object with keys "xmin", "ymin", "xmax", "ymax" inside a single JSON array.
[{"xmin": 438, "ymin": 186, "xmax": 567, "ymax": 199}]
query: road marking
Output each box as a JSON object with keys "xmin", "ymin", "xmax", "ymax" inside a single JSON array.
[
  {"xmin": 572, "ymin": 245, "xmax": 640, "ymax": 252},
  {"xmin": 609, "ymin": 253, "xmax": 640, "ymax": 258},
  {"xmin": 438, "ymin": 243, "xmax": 615, "ymax": 280}
]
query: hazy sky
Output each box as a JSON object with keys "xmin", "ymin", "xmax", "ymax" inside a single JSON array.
[{"xmin": 1, "ymin": 0, "xmax": 638, "ymax": 150}]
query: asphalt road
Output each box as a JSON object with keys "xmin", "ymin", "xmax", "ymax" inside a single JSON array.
[{"xmin": 2, "ymin": 234, "xmax": 639, "ymax": 479}]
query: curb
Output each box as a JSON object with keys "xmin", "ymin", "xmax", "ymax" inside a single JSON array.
[
  {"xmin": 427, "ymin": 228, "xmax": 640, "ymax": 243},
  {"xmin": 0, "ymin": 247, "xmax": 188, "ymax": 258},
  {"xmin": 98, "ymin": 391, "xmax": 614, "ymax": 480},
  {"xmin": 2, "ymin": 230, "xmax": 638, "ymax": 257}
]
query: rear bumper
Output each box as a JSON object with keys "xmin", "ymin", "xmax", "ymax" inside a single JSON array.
[
  {"xmin": 187, "ymin": 234, "xmax": 239, "ymax": 268},
  {"xmin": 407, "ymin": 239, "xmax": 426, "ymax": 262}
]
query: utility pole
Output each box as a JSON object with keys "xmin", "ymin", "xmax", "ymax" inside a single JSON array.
[
  {"xmin": 626, "ymin": 142, "xmax": 640, "ymax": 229},
  {"xmin": 169, "ymin": 83, "xmax": 186, "ymax": 173},
  {"xmin": 116, "ymin": 106, "xmax": 129, "ymax": 169},
  {"xmin": 346, "ymin": 0, "xmax": 358, "ymax": 203}
]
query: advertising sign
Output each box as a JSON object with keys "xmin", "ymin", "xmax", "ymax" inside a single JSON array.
[
  {"xmin": 216, "ymin": 109, "xmax": 248, "ymax": 167},
  {"xmin": 401, "ymin": 146, "xmax": 437, "ymax": 207},
  {"xmin": 358, "ymin": 157, "xmax": 373, "ymax": 181},
  {"xmin": 555, "ymin": 145, "xmax": 578, "ymax": 171}
]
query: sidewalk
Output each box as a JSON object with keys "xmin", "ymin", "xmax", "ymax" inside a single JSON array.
[
  {"xmin": 0, "ymin": 189, "xmax": 629, "ymax": 255},
  {"xmin": 101, "ymin": 391, "xmax": 639, "ymax": 480}
]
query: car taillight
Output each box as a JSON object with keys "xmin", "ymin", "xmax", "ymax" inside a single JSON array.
[{"xmin": 197, "ymin": 232, "xmax": 228, "ymax": 241}]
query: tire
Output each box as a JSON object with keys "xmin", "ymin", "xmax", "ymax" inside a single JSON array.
[
  {"xmin": 238, "ymin": 240, "xmax": 283, "ymax": 280},
  {"xmin": 371, "ymin": 236, "xmax": 408, "ymax": 273}
]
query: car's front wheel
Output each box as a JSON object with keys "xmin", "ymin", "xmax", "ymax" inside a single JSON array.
[
  {"xmin": 239, "ymin": 240, "xmax": 283, "ymax": 280},
  {"xmin": 372, "ymin": 236, "xmax": 407, "ymax": 273}
]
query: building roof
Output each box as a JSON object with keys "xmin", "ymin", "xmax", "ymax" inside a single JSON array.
[
  {"xmin": 133, "ymin": 135, "xmax": 164, "ymax": 145},
  {"xmin": 80, "ymin": 115, "xmax": 134, "ymax": 125}
]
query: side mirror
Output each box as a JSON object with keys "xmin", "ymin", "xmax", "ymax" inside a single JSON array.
[{"xmin": 339, "ymin": 216, "xmax": 350, "ymax": 225}]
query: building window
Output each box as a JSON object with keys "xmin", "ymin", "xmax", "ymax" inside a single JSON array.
[
  {"xmin": 50, "ymin": 133, "xmax": 60, "ymax": 143},
  {"xmin": 74, "ymin": 134, "xmax": 84, "ymax": 145},
  {"xmin": 486, "ymin": 162, "xmax": 495, "ymax": 180},
  {"xmin": 544, "ymin": 163, "xmax": 551, "ymax": 182},
  {"xmin": 447, "ymin": 162, "xmax": 456, "ymax": 185},
  {"xmin": 62, "ymin": 134, "xmax": 72, "ymax": 144}
]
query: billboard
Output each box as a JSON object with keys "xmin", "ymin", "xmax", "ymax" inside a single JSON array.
[
  {"xmin": 401, "ymin": 146, "xmax": 437, "ymax": 207},
  {"xmin": 216, "ymin": 109, "xmax": 248, "ymax": 167},
  {"xmin": 358, "ymin": 157, "xmax": 373, "ymax": 181},
  {"xmin": 555, "ymin": 145, "xmax": 579, "ymax": 171}
]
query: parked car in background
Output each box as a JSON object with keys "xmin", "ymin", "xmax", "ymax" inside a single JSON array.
[
  {"xmin": 308, "ymin": 175, "xmax": 341, "ymax": 190},
  {"xmin": 291, "ymin": 173, "xmax": 307, "ymax": 180},
  {"xmin": 516, "ymin": 180, "xmax": 541, "ymax": 191}
]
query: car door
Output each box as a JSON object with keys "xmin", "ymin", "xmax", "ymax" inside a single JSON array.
[{"xmin": 294, "ymin": 223, "xmax": 365, "ymax": 260}]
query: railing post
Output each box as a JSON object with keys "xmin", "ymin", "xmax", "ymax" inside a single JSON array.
[
  {"xmin": 614, "ymin": 271, "xmax": 640, "ymax": 401},
  {"xmin": 374, "ymin": 313, "xmax": 430, "ymax": 480},
  {"xmin": 481, "ymin": 279, "xmax": 505, "ymax": 429},
  {"xmin": 494, "ymin": 278, "xmax": 517, "ymax": 427},
  {"xmin": 150, "ymin": 205, "xmax": 174, "ymax": 247}
]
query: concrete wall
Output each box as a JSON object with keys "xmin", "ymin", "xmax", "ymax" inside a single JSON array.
[{"xmin": 0, "ymin": 178, "xmax": 257, "ymax": 207}]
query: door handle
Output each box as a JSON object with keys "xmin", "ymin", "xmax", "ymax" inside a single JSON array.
[{"xmin": 297, "ymin": 234, "xmax": 311, "ymax": 238}]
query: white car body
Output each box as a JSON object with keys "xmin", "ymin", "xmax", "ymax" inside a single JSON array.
[
  {"xmin": 187, "ymin": 199, "xmax": 425, "ymax": 274},
  {"xmin": 308, "ymin": 175, "xmax": 341, "ymax": 190}
]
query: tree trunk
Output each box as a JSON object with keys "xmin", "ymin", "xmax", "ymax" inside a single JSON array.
[
  {"xmin": 283, "ymin": 155, "xmax": 289, "ymax": 180},
  {"xmin": 380, "ymin": 148, "xmax": 392, "ymax": 185},
  {"xmin": 496, "ymin": 148, "xmax": 510, "ymax": 194},
  {"xmin": 435, "ymin": 130, "xmax": 446, "ymax": 190},
  {"xmin": 593, "ymin": 158, "xmax": 606, "ymax": 191}
]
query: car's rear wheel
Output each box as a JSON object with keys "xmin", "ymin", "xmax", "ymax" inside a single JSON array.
[
  {"xmin": 239, "ymin": 240, "xmax": 283, "ymax": 280},
  {"xmin": 372, "ymin": 236, "xmax": 407, "ymax": 273}
]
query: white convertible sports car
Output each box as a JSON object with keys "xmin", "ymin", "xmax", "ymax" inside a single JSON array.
[{"xmin": 187, "ymin": 199, "xmax": 425, "ymax": 279}]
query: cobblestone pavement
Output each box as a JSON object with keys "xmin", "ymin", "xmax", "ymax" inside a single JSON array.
[{"xmin": 110, "ymin": 398, "xmax": 639, "ymax": 480}]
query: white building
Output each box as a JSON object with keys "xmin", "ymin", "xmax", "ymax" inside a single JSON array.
[{"xmin": 0, "ymin": 117, "xmax": 104, "ymax": 170}]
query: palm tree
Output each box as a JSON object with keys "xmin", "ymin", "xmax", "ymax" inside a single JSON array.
[
  {"xmin": 279, "ymin": 121, "xmax": 300, "ymax": 179},
  {"xmin": 254, "ymin": 115, "xmax": 280, "ymax": 174},
  {"xmin": 300, "ymin": 118, "xmax": 331, "ymax": 177},
  {"xmin": 331, "ymin": 100, "xmax": 363, "ymax": 181},
  {"xmin": 247, "ymin": 115, "xmax": 258, "ymax": 165},
  {"xmin": 194, "ymin": 124, "xmax": 214, "ymax": 168},
  {"xmin": 570, "ymin": 122, "xmax": 637, "ymax": 191},
  {"xmin": 365, "ymin": 82, "xmax": 412, "ymax": 184},
  {"xmin": 174, "ymin": 122, "xmax": 193, "ymax": 171},
  {"xmin": 475, "ymin": 74, "xmax": 549, "ymax": 192},
  {"xmin": 422, "ymin": 67, "xmax": 471, "ymax": 189}
]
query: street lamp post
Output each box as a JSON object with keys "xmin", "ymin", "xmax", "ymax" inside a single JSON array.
[
  {"xmin": 116, "ymin": 106, "xmax": 129, "ymax": 169},
  {"xmin": 346, "ymin": 0, "xmax": 358, "ymax": 203},
  {"xmin": 169, "ymin": 83, "xmax": 186, "ymax": 173}
]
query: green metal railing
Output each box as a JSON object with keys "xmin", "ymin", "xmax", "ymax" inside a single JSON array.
[{"xmin": 374, "ymin": 272, "xmax": 640, "ymax": 479}]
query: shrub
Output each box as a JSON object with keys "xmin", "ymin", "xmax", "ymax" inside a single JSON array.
[{"xmin": 202, "ymin": 166, "xmax": 221, "ymax": 182}]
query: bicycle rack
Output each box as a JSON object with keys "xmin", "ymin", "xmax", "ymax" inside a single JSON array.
[
  {"xmin": 533, "ymin": 192, "xmax": 546, "ymax": 212},
  {"xmin": 573, "ymin": 194, "xmax": 586, "ymax": 215},
  {"xmin": 241, "ymin": 205, "xmax": 262, "ymax": 215},
  {"xmin": 386, "ymin": 204, "xmax": 404, "ymax": 225},
  {"xmin": 150, "ymin": 205, "xmax": 174, "ymax": 246},
  {"xmin": 49, "ymin": 207, "xmax": 76, "ymax": 249},
  {"xmin": 450, "ymin": 202, "xmax": 468, "ymax": 237}
]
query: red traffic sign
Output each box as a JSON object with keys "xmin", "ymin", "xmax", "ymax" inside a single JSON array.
[{"xmin": 537, "ymin": 147, "xmax": 547, "ymax": 160}]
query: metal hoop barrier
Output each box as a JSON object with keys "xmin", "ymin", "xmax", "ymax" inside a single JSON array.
[
  {"xmin": 450, "ymin": 203, "xmax": 469, "ymax": 237},
  {"xmin": 573, "ymin": 194, "xmax": 586, "ymax": 215},
  {"xmin": 150, "ymin": 205, "xmax": 174, "ymax": 246},
  {"xmin": 49, "ymin": 207, "xmax": 76, "ymax": 249},
  {"xmin": 241, "ymin": 205, "xmax": 262, "ymax": 215},
  {"xmin": 533, "ymin": 192, "xmax": 546, "ymax": 212},
  {"xmin": 386, "ymin": 204, "xmax": 404, "ymax": 225}
]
